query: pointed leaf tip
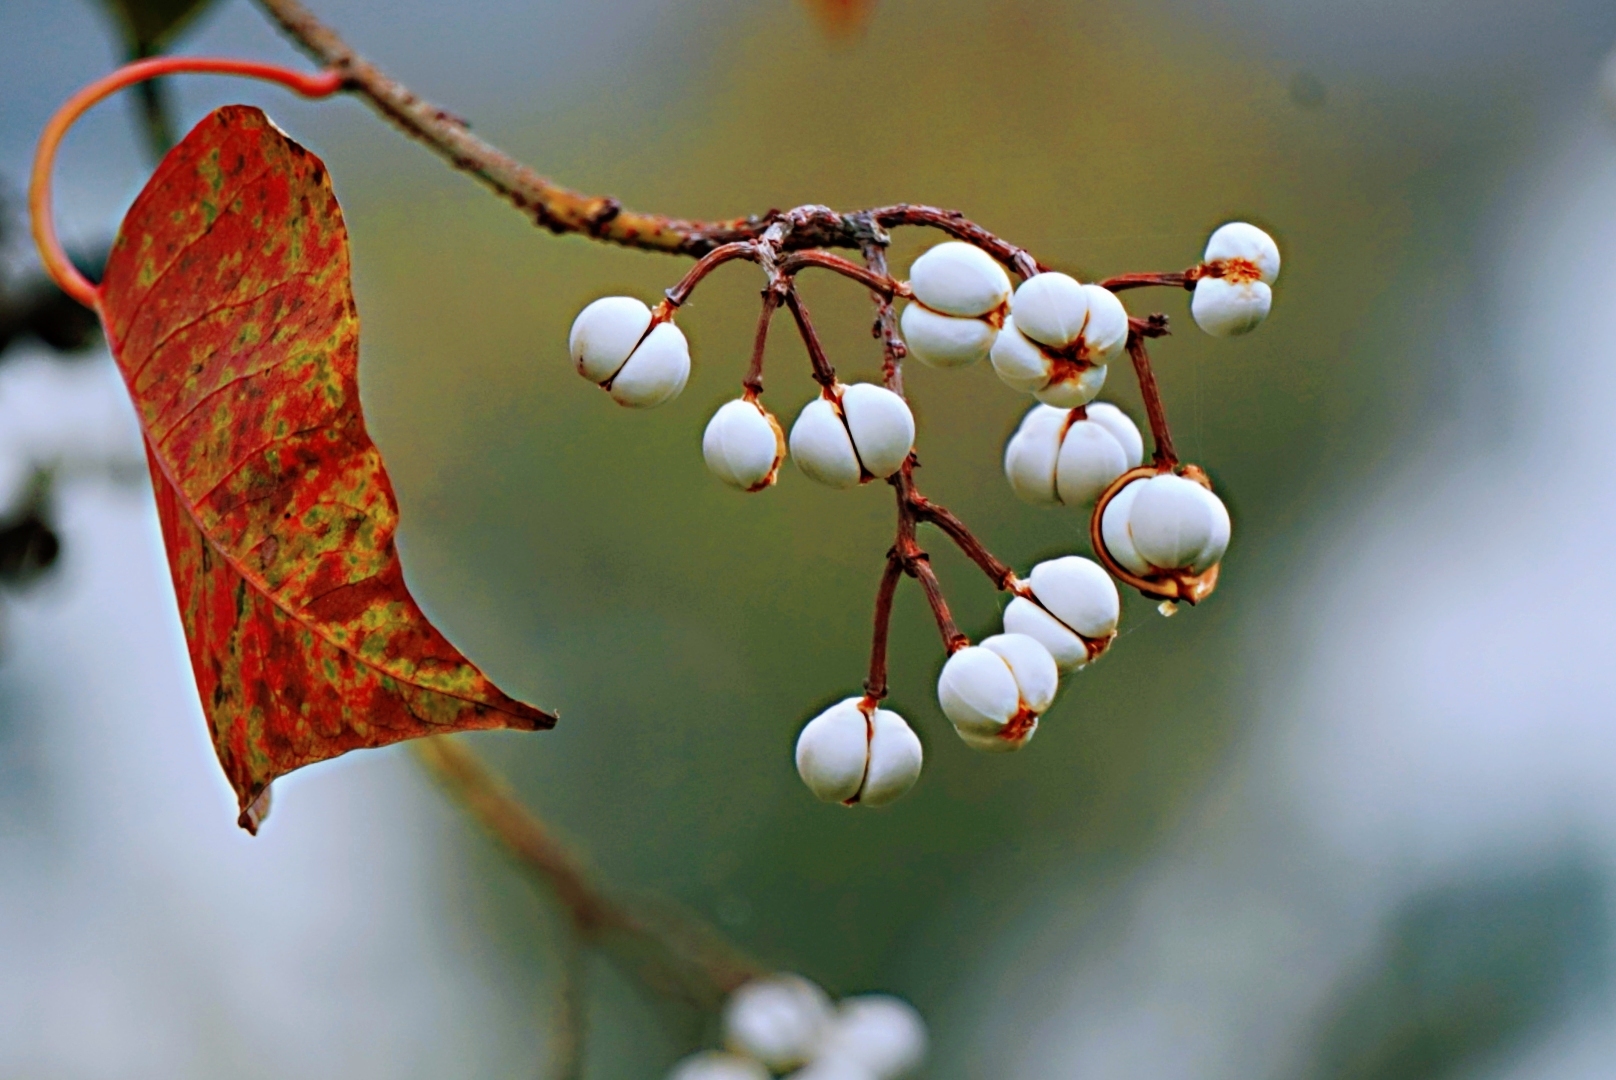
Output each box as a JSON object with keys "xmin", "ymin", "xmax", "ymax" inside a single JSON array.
[{"xmin": 98, "ymin": 106, "xmax": 554, "ymax": 829}]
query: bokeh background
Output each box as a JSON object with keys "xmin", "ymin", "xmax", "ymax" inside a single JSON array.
[{"xmin": 5, "ymin": 0, "xmax": 1616, "ymax": 1076}]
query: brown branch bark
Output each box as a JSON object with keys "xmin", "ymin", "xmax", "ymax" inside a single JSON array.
[
  {"xmin": 545, "ymin": 927, "xmax": 588, "ymax": 1080},
  {"xmin": 908, "ymin": 545, "xmax": 967, "ymax": 653},
  {"xmin": 783, "ymin": 287, "xmax": 838, "ymax": 389},
  {"xmin": 905, "ymin": 489, "xmax": 1018, "ymax": 590},
  {"xmin": 863, "ymin": 552, "xmax": 904, "ymax": 701},
  {"xmin": 742, "ymin": 288, "xmax": 780, "ymax": 397},
  {"xmin": 252, "ymin": 0, "xmax": 1041, "ymax": 266},
  {"xmin": 1100, "ymin": 270, "xmax": 1194, "ymax": 292},
  {"xmin": 1126, "ymin": 333, "xmax": 1178, "ymax": 468},
  {"xmin": 861, "ymin": 240, "xmax": 907, "ymax": 397}
]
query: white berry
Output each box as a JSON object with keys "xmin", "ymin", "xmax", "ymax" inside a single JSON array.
[
  {"xmin": 569, "ymin": 297, "xmax": 691, "ymax": 408},
  {"xmin": 789, "ymin": 384, "xmax": 914, "ymax": 488},
  {"xmin": 1204, "ymin": 221, "xmax": 1280, "ymax": 284},
  {"xmin": 570, "ymin": 296, "xmax": 650, "ymax": 382},
  {"xmin": 981, "ymin": 633, "xmax": 1057, "ymax": 713},
  {"xmin": 1009, "ymin": 272, "xmax": 1088, "ymax": 348},
  {"xmin": 667, "ymin": 1051, "xmax": 771, "ymax": 1080},
  {"xmin": 841, "ymin": 383, "xmax": 915, "ymax": 479},
  {"xmin": 795, "ymin": 698, "xmax": 923, "ymax": 808},
  {"xmin": 1099, "ymin": 476, "xmax": 1152, "ymax": 575},
  {"xmin": 789, "ymin": 397, "xmax": 861, "ymax": 488},
  {"xmin": 1033, "ymin": 363, "xmax": 1108, "ymax": 408},
  {"xmin": 1003, "ymin": 402, "xmax": 1142, "ymax": 507},
  {"xmin": 907, "ymin": 241, "xmax": 1011, "ymax": 317},
  {"xmin": 724, "ymin": 974, "xmax": 834, "ymax": 1072},
  {"xmin": 1192, "ymin": 222, "xmax": 1279, "ymax": 337},
  {"xmin": 1054, "ymin": 419, "xmax": 1129, "ymax": 506},
  {"xmin": 1191, "ymin": 277, "xmax": 1272, "ymax": 337},
  {"xmin": 704, "ymin": 398, "xmax": 785, "ymax": 491},
  {"xmin": 1003, "ymin": 403, "xmax": 1066, "ymax": 505},
  {"xmin": 991, "ymin": 317, "xmax": 1107, "ymax": 405},
  {"xmin": 1128, "ymin": 473, "xmax": 1229, "ymax": 570},
  {"xmin": 1078, "ymin": 285, "xmax": 1129, "ymax": 361},
  {"xmin": 898, "ymin": 243, "xmax": 1011, "ymax": 369},
  {"xmin": 1085, "ymin": 401, "xmax": 1145, "ymax": 466},
  {"xmin": 815, "ymin": 995, "xmax": 929, "ymax": 1080},
  {"xmin": 1003, "ymin": 556, "xmax": 1118, "ymax": 672},
  {"xmin": 783, "ymin": 1061, "xmax": 879, "ymax": 1080},
  {"xmin": 988, "ymin": 316, "xmax": 1051, "ymax": 393},
  {"xmin": 898, "ymin": 302, "xmax": 998, "ymax": 368},
  {"xmin": 1100, "ymin": 473, "xmax": 1231, "ymax": 575},
  {"xmin": 990, "ymin": 288, "xmax": 1122, "ymax": 403},
  {"xmin": 936, "ymin": 634, "xmax": 1058, "ymax": 752}
]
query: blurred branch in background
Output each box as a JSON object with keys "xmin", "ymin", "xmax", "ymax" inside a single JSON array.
[
  {"xmin": 96, "ymin": 0, "xmax": 220, "ymax": 160},
  {"xmin": 412, "ymin": 737, "xmax": 764, "ymax": 1069},
  {"xmin": 1298, "ymin": 862, "xmax": 1611, "ymax": 1080},
  {"xmin": 0, "ymin": 190, "xmax": 113, "ymax": 642},
  {"xmin": 0, "ymin": 469, "xmax": 61, "ymax": 587}
]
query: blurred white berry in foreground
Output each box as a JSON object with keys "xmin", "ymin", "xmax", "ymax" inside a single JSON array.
[
  {"xmin": 898, "ymin": 242, "xmax": 1011, "ymax": 368},
  {"xmin": 667, "ymin": 1050, "xmax": 771, "ymax": 1080},
  {"xmin": 789, "ymin": 383, "xmax": 915, "ymax": 488},
  {"xmin": 724, "ymin": 974, "xmax": 834, "ymax": 1072},
  {"xmin": 937, "ymin": 634, "xmax": 1058, "ymax": 752},
  {"xmin": 1003, "ymin": 402, "xmax": 1143, "ymax": 506},
  {"xmin": 569, "ymin": 296, "xmax": 691, "ymax": 407},
  {"xmin": 784, "ymin": 1060, "xmax": 878, "ymax": 1080},
  {"xmin": 1003, "ymin": 556, "xmax": 1119, "ymax": 672},
  {"xmin": 993, "ymin": 276, "xmax": 1127, "ymax": 405},
  {"xmin": 704, "ymin": 398, "xmax": 785, "ymax": 491},
  {"xmin": 1100, "ymin": 472, "xmax": 1230, "ymax": 576},
  {"xmin": 815, "ymin": 995, "xmax": 929, "ymax": 1080},
  {"xmin": 1191, "ymin": 222, "xmax": 1279, "ymax": 338},
  {"xmin": 795, "ymin": 698, "xmax": 923, "ymax": 807}
]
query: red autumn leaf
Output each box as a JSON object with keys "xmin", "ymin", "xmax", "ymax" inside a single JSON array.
[{"xmin": 97, "ymin": 105, "xmax": 552, "ymax": 832}]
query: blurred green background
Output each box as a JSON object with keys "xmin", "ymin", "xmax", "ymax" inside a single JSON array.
[{"xmin": 4, "ymin": 1, "xmax": 1616, "ymax": 1077}]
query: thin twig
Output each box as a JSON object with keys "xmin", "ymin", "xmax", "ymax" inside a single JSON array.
[
  {"xmin": 742, "ymin": 288, "xmax": 780, "ymax": 397},
  {"xmin": 664, "ymin": 242, "xmax": 761, "ymax": 307},
  {"xmin": 908, "ymin": 547, "xmax": 967, "ymax": 653},
  {"xmin": 864, "ymin": 551, "xmax": 904, "ymax": 701},
  {"xmin": 906, "ymin": 489, "xmax": 1018, "ymax": 590},
  {"xmin": 783, "ymin": 287, "xmax": 838, "ymax": 389},
  {"xmin": 1126, "ymin": 333, "xmax": 1177, "ymax": 468},
  {"xmin": 778, "ymin": 250, "xmax": 905, "ymax": 297},
  {"xmin": 1100, "ymin": 270, "xmax": 1195, "ymax": 292}
]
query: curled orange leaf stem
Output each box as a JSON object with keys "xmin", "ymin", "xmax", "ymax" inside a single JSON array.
[{"xmin": 30, "ymin": 56, "xmax": 344, "ymax": 310}]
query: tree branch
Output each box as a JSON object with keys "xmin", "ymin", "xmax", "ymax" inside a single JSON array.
[
  {"xmin": 783, "ymin": 287, "xmax": 839, "ymax": 389},
  {"xmin": 252, "ymin": 0, "xmax": 1042, "ymax": 267}
]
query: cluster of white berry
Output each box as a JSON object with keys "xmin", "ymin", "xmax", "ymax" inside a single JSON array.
[
  {"xmin": 567, "ymin": 218, "xmax": 1277, "ymax": 811},
  {"xmin": 700, "ymin": 379, "xmax": 913, "ymax": 492},
  {"xmin": 792, "ymin": 552, "xmax": 1118, "ymax": 806},
  {"xmin": 570, "ymin": 291, "xmax": 916, "ymax": 493},
  {"xmin": 668, "ymin": 973, "xmax": 927, "ymax": 1080}
]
